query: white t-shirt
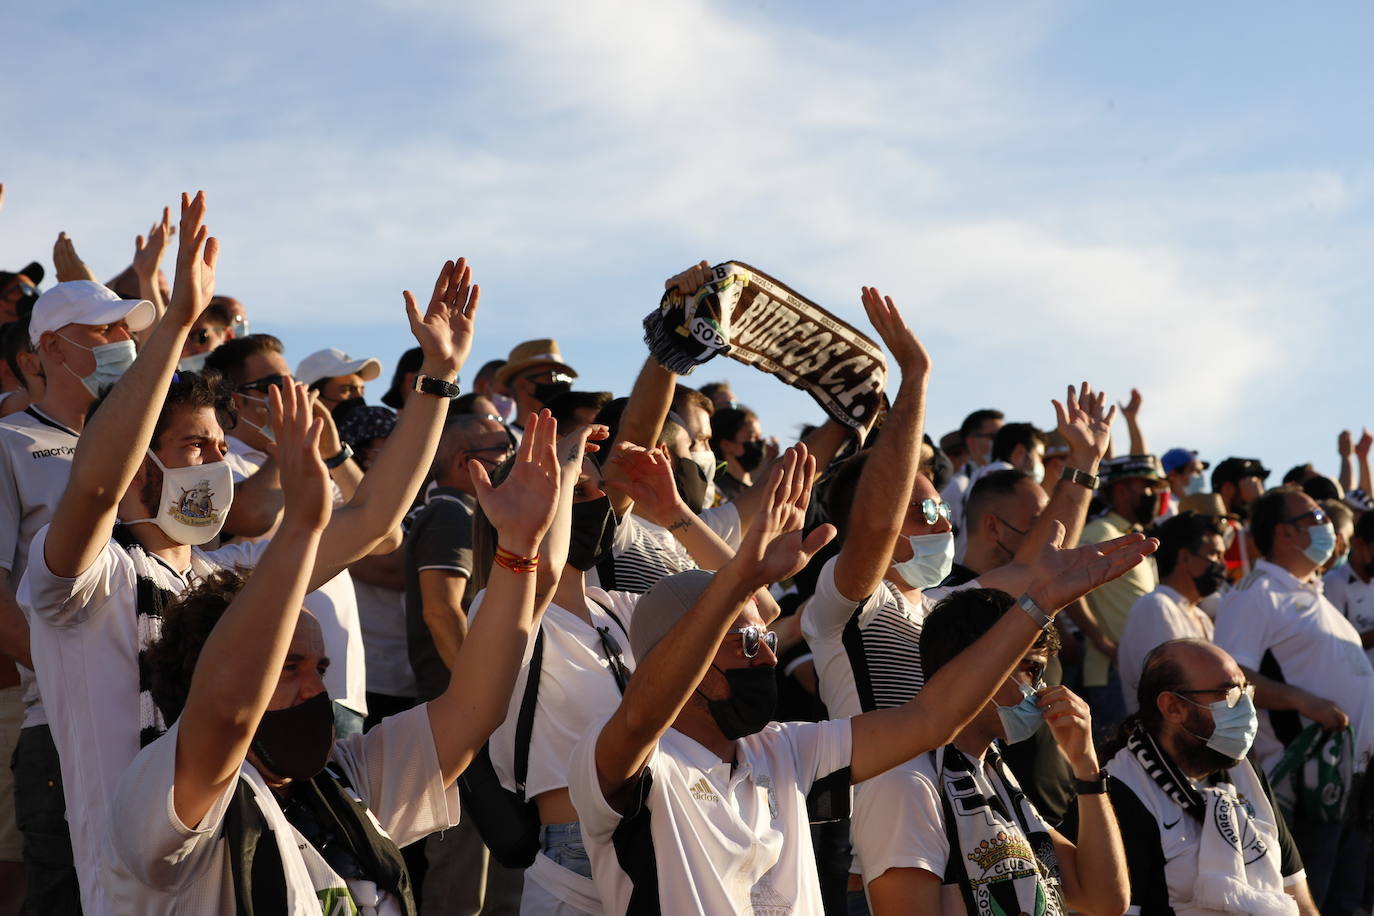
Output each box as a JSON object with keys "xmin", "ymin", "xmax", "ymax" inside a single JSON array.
[
  {"xmin": 604, "ymin": 504, "xmax": 741, "ymax": 595},
  {"xmin": 21, "ymin": 524, "xmax": 267, "ymax": 915},
  {"xmin": 481, "ymin": 587, "xmax": 640, "ymax": 800},
  {"xmin": 226, "ymin": 435, "xmax": 367, "ymax": 716},
  {"xmin": 568, "ymin": 717, "xmax": 852, "ymax": 915},
  {"xmin": 1117, "ymin": 585, "xmax": 1215, "ymax": 714},
  {"xmin": 801, "ymin": 555, "xmax": 940, "ymax": 718},
  {"xmin": 355, "ymin": 579, "xmax": 416, "ymax": 699},
  {"xmin": 102, "ymin": 704, "xmax": 459, "ymax": 914},
  {"xmin": 0, "ymin": 406, "xmax": 82, "ymax": 728},
  {"xmin": 1324, "ymin": 565, "xmax": 1374, "ymax": 666},
  {"xmin": 1213, "ymin": 559, "xmax": 1374, "ymax": 772}
]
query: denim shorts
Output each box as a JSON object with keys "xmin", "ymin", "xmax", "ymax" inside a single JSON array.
[{"xmin": 539, "ymin": 821, "xmax": 592, "ymax": 879}]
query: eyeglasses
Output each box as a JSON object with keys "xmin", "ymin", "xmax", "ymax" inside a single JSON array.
[
  {"xmin": 910, "ymin": 497, "xmax": 952, "ymax": 525},
  {"xmin": 725, "ymin": 625, "xmax": 779, "ymax": 658},
  {"xmin": 188, "ymin": 328, "xmax": 216, "ymax": 346},
  {"xmin": 1282, "ymin": 508, "xmax": 1327, "ymax": 527},
  {"xmin": 521, "ymin": 368, "xmax": 574, "ymax": 385},
  {"xmin": 1174, "ymin": 683, "xmax": 1255, "ymax": 709},
  {"xmin": 237, "ymin": 373, "xmax": 289, "ymax": 395},
  {"xmin": 595, "ymin": 625, "xmax": 632, "ymax": 692}
]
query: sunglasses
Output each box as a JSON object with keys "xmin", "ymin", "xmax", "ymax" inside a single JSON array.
[
  {"xmin": 237, "ymin": 373, "xmax": 289, "ymax": 395},
  {"xmin": 1175, "ymin": 683, "xmax": 1255, "ymax": 709},
  {"xmin": 596, "ymin": 625, "xmax": 632, "ymax": 693},
  {"xmin": 1282, "ymin": 508, "xmax": 1327, "ymax": 527},
  {"xmin": 910, "ymin": 497, "xmax": 952, "ymax": 525},
  {"xmin": 725, "ymin": 625, "xmax": 779, "ymax": 658}
]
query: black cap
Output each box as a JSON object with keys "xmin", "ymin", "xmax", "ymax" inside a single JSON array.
[
  {"xmin": 1211, "ymin": 456, "xmax": 1270, "ymax": 490},
  {"xmin": 381, "ymin": 346, "xmax": 424, "ymax": 410},
  {"xmin": 1099, "ymin": 454, "xmax": 1166, "ymax": 486}
]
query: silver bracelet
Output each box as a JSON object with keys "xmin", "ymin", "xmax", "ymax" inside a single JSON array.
[{"xmin": 1017, "ymin": 592, "xmax": 1054, "ymax": 631}]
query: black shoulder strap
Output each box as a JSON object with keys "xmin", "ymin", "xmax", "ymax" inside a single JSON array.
[
  {"xmin": 587, "ymin": 593, "xmax": 629, "ymax": 637},
  {"xmin": 514, "ymin": 627, "xmax": 546, "ymax": 798}
]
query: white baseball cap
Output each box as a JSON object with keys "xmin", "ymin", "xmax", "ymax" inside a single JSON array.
[
  {"xmin": 294, "ymin": 348, "xmax": 383, "ymax": 387},
  {"xmin": 28, "ymin": 281, "xmax": 156, "ymax": 346}
]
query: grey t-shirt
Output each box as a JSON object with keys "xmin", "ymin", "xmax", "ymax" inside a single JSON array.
[{"xmin": 403, "ymin": 488, "xmax": 475, "ymax": 702}]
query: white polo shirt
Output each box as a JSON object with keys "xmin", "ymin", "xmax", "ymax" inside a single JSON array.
[
  {"xmin": 21, "ymin": 525, "xmax": 268, "ymax": 916},
  {"xmin": 568, "ymin": 716, "xmax": 852, "ymax": 915},
  {"xmin": 0, "ymin": 406, "xmax": 82, "ymax": 728},
  {"xmin": 225, "ymin": 435, "xmax": 367, "ymax": 716},
  {"xmin": 1325, "ymin": 565, "xmax": 1374, "ymax": 666},
  {"xmin": 1117, "ymin": 584, "xmax": 1214, "ymax": 714},
  {"xmin": 1213, "ymin": 559, "xmax": 1374, "ymax": 772}
]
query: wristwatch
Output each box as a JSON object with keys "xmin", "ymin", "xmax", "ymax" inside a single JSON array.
[
  {"xmin": 413, "ymin": 374, "xmax": 461, "ymax": 398},
  {"xmin": 1017, "ymin": 592, "xmax": 1054, "ymax": 631},
  {"xmin": 1073, "ymin": 769, "xmax": 1109, "ymax": 795},
  {"xmin": 1060, "ymin": 466, "xmax": 1099, "ymax": 489},
  {"xmin": 323, "ymin": 442, "xmax": 354, "ymax": 469}
]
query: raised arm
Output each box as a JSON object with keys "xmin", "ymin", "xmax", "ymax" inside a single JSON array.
[
  {"xmin": 426, "ymin": 411, "xmax": 562, "ymax": 784},
  {"xmin": 1357, "ymin": 428, "xmax": 1372, "ymax": 496},
  {"xmin": 131, "ymin": 207, "xmax": 174, "ymax": 322},
  {"xmin": 52, "ymin": 232, "xmax": 99, "ymax": 283},
  {"xmin": 979, "ymin": 382, "xmax": 1114, "ymax": 594},
  {"xmin": 849, "ymin": 523, "xmax": 1157, "ymax": 783},
  {"xmin": 1338, "ymin": 431, "xmax": 1355, "ymax": 493},
  {"xmin": 594, "ymin": 446, "xmax": 834, "ymax": 810},
  {"xmin": 309, "ymin": 258, "xmax": 478, "ymax": 588},
  {"xmin": 832, "ymin": 287, "xmax": 930, "ymax": 600},
  {"xmin": 607, "ymin": 442, "xmax": 737, "ymax": 570},
  {"xmin": 44, "ymin": 192, "xmax": 217, "ymax": 578},
  {"xmin": 173, "ymin": 382, "xmax": 331, "ymax": 827},
  {"xmin": 1118, "ymin": 388, "xmax": 1147, "ymax": 456}
]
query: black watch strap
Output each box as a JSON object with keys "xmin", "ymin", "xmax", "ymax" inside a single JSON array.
[
  {"xmin": 414, "ymin": 374, "xmax": 461, "ymax": 398},
  {"xmin": 1060, "ymin": 466, "xmax": 1099, "ymax": 489},
  {"xmin": 1072, "ymin": 770, "xmax": 1108, "ymax": 795},
  {"xmin": 323, "ymin": 442, "xmax": 354, "ymax": 469}
]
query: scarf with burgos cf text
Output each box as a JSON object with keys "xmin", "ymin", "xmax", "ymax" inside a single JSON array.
[{"xmin": 642, "ymin": 262, "xmax": 887, "ymax": 439}]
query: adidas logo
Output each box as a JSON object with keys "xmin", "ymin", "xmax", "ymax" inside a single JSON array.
[{"xmin": 689, "ymin": 777, "xmax": 720, "ymax": 802}]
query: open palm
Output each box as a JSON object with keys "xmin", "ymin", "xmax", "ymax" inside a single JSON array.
[
  {"xmin": 1024, "ymin": 521, "xmax": 1156, "ymax": 611},
  {"xmin": 404, "ymin": 256, "xmax": 479, "ymax": 374},
  {"xmin": 471, "ymin": 411, "xmax": 560, "ymax": 554}
]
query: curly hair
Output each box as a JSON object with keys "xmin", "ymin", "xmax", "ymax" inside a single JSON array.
[
  {"xmin": 145, "ymin": 569, "xmax": 246, "ymax": 724},
  {"xmin": 920, "ymin": 587, "xmax": 1061, "ymax": 679}
]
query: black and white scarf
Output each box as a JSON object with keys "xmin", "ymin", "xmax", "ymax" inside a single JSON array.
[
  {"xmin": 112, "ymin": 525, "xmax": 182, "ymax": 748},
  {"xmin": 1126, "ymin": 720, "xmax": 1208, "ymax": 822},
  {"xmin": 935, "ymin": 744, "xmax": 1065, "ymax": 916}
]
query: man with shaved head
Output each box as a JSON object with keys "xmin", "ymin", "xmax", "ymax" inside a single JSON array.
[{"xmin": 1073, "ymin": 639, "xmax": 1318, "ymax": 915}]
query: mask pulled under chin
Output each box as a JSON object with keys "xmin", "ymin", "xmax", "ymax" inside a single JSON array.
[
  {"xmin": 124, "ymin": 450, "xmax": 234, "ymax": 545},
  {"xmin": 892, "ymin": 530, "xmax": 955, "ymax": 590},
  {"xmin": 702, "ymin": 665, "xmax": 776, "ymax": 740},
  {"xmin": 250, "ymin": 691, "xmax": 336, "ymax": 781}
]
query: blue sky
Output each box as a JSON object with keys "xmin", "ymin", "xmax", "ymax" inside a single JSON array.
[{"xmin": 3, "ymin": 0, "xmax": 1369, "ymax": 483}]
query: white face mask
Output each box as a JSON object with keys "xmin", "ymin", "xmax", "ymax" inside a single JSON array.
[
  {"xmin": 1184, "ymin": 474, "xmax": 1208, "ymax": 495},
  {"xmin": 127, "ymin": 450, "xmax": 234, "ymax": 545},
  {"xmin": 892, "ymin": 530, "xmax": 955, "ymax": 590},
  {"xmin": 490, "ymin": 393, "xmax": 516, "ymax": 422},
  {"xmin": 1030, "ymin": 460, "xmax": 1045, "ymax": 485},
  {"xmin": 59, "ymin": 335, "xmax": 136, "ymax": 396},
  {"xmin": 691, "ymin": 449, "xmax": 717, "ymax": 483},
  {"xmin": 178, "ymin": 350, "xmax": 211, "ymax": 373},
  {"xmin": 238, "ymin": 393, "xmax": 277, "ymax": 445}
]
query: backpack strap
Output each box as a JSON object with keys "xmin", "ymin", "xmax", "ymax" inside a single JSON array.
[{"xmin": 514, "ymin": 627, "xmax": 546, "ymax": 799}]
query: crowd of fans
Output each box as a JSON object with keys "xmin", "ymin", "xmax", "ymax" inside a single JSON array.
[{"xmin": 0, "ymin": 186, "xmax": 1371, "ymax": 915}]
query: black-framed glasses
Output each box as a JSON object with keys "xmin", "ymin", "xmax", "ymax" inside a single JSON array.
[
  {"xmin": 1174, "ymin": 683, "xmax": 1254, "ymax": 709},
  {"xmin": 910, "ymin": 497, "xmax": 952, "ymax": 525},
  {"xmin": 237, "ymin": 373, "xmax": 289, "ymax": 395},
  {"xmin": 1282, "ymin": 508, "xmax": 1327, "ymax": 527},
  {"xmin": 595, "ymin": 625, "xmax": 632, "ymax": 693},
  {"xmin": 725, "ymin": 625, "xmax": 778, "ymax": 658}
]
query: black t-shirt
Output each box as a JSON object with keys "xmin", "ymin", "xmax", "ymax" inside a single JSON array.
[
  {"xmin": 403, "ymin": 488, "xmax": 475, "ymax": 702},
  {"xmin": 940, "ymin": 563, "xmax": 979, "ymax": 588}
]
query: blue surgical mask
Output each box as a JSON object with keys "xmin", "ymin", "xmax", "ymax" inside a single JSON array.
[
  {"xmin": 1303, "ymin": 522, "xmax": 1337, "ymax": 567},
  {"xmin": 178, "ymin": 350, "xmax": 211, "ymax": 373},
  {"xmin": 892, "ymin": 530, "xmax": 955, "ymax": 589},
  {"xmin": 1180, "ymin": 692, "xmax": 1259, "ymax": 762},
  {"xmin": 1184, "ymin": 474, "xmax": 1208, "ymax": 496},
  {"xmin": 997, "ymin": 681, "xmax": 1044, "ymax": 745},
  {"xmin": 1332, "ymin": 550, "xmax": 1350, "ymax": 570},
  {"xmin": 60, "ymin": 335, "xmax": 136, "ymax": 396}
]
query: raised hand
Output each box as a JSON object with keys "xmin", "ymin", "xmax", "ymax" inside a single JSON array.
[
  {"xmin": 732, "ymin": 444, "xmax": 835, "ymax": 589},
  {"xmin": 1036, "ymin": 686, "xmax": 1097, "ymax": 775},
  {"xmin": 557, "ymin": 423, "xmax": 610, "ymax": 469},
  {"xmin": 1053, "ymin": 382, "xmax": 1116, "ymax": 463},
  {"xmin": 53, "ymin": 232, "xmax": 98, "ymax": 283},
  {"xmin": 132, "ymin": 207, "xmax": 175, "ymax": 281},
  {"xmin": 269, "ymin": 381, "xmax": 330, "ymax": 533},
  {"xmin": 471, "ymin": 410, "xmax": 560, "ymax": 556},
  {"xmin": 1339, "ymin": 430, "xmax": 1353, "ymax": 458},
  {"xmin": 167, "ymin": 192, "xmax": 219, "ymax": 325},
  {"xmin": 664, "ymin": 260, "xmax": 713, "ymax": 297},
  {"xmin": 1022, "ymin": 521, "xmax": 1157, "ymax": 612},
  {"xmin": 1119, "ymin": 387, "xmax": 1142, "ymax": 422},
  {"xmin": 860, "ymin": 286, "xmax": 930, "ymax": 378},
  {"xmin": 402, "ymin": 257, "xmax": 479, "ymax": 378},
  {"xmin": 1357, "ymin": 428, "xmax": 1373, "ymax": 460},
  {"xmin": 606, "ymin": 442, "xmax": 683, "ymax": 526}
]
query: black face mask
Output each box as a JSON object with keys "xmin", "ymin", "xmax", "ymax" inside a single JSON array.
[
  {"xmin": 250, "ymin": 691, "xmax": 335, "ymax": 781},
  {"xmin": 1133, "ymin": 490, "xmax": 1158, "ymax": 526},
  {"xmin": 674, "ymin": 455, "xmax": 709, "ymax": 515},
  {"xmin": 531, "ymin": 379, "xmax": 572, "ymax": 406},
  {"xmin": 702, "ymin": 665, "xmax": 776, "ymax": 739},
  {"xmin": 1192, "ymin": 559, "xmax": 1229, "ymax": 598},
  {"xmin": 738, "ymin": 440, "xmax": 765, "ymax": 473},
  {"xmin": 568, "ymin": 496, "xmax": 616, "ymax": 571}
]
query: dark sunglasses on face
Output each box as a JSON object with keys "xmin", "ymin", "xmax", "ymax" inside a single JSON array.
[
  {"xmin": 910, "ymin": 497, "xmax": 952, "ymax": 525},
  {"xmin": 1282, "ymin": 508, "xmax": 1327, "ymax": 527},
  {"xmin": 237, "ymin": 373, "xmax": 289, "ymax": 395},
  {"xmin": 189, "ymin": 328, "xmax": 215, "ymax": 346},
  {"xmin": 726, "ymin": 625, "xmax": 779, "ymax": 658}
]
